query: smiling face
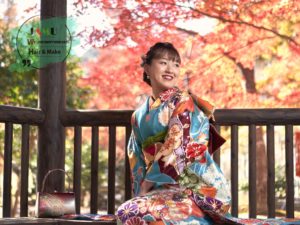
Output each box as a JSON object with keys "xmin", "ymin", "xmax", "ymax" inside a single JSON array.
[{"xmin": 145, "ymin": 54, "xmax": 180, "ymax": 98}]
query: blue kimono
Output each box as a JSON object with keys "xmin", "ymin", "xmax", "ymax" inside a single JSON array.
[{"xmin": 117, "ymin": 87, "xmax": 300, "ymax": 225}]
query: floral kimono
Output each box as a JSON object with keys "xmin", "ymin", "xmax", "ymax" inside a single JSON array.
[{"xmin": 117, "ymin": 87, "xmax": 300, "ymax": 225}]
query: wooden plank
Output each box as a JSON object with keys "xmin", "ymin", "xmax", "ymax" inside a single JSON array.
[
  {"xmin": 20, "ymin": 124, "xmax": 30, "ymax": 217},
  {"xmin": 62, "ymin": 110, "xmax": 132, "ymax": 126},
  {"xmin": 91, "ymin": 126, "xmax": 99, "ymax": 214},
  {"xmin": 108, "ymin": 126, "xmax": 116, "ymax": 214},
  {"xmin": 231, "ymin": 125, "xmax": 238, "ymax": 217},
  {"xmin": 57, "ymin": 220, "xmax": 117, "ymax": 225},
  {"xmin": 38, "ymin": 0, "xmax": 66, "ymax": 193},
  {"xmin": 231, "ymin": 125, "xmax": 239, "ymax": 217},
  {"xmin": 0, "ymin": 218, "xmax": 58, "ymax": 225},
  {"xmin": 248, "ymin": 125, "xmax": 256, "ymax": 218},
  {"xmin": 285, "ymin": 125, "xmax": 294, "ymax": 218},
  {"xmin": 0, "ymin": 218, "xmax": 117, "ymax": 225},
  {"xmin": 3, "ymin": 122, "xmax": 13, "ymax": 217},
  {"xmin": 214, "ymin": 108, "xmax": 300, "ymax": 125},
  {"xmin": 267, "ymin": 125, "xmax": 275, "ymax": 218},
  {"xmin": 125, "ymin": 125, "xmax": 132, "ymax": 201},
  {"xmin": 0, "ymin": 106, "xmax": 44, "ymax": 125},
  {"xmin": 213, "ymin": 125, "xmax": 221, "ymax": 166},
  {"xmin": 74, "ymin": 126, "xmax": 82, "ymax": 214},
  {"xmin": 62, "ymin": 109, "xmax": 300, "ymax": 127}
]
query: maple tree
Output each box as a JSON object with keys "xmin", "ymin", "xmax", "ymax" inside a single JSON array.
[
  {"xmin": 71, "ymin": 0, "xmax": 300, "ymax": 215},
  {"xmin": 72, "ymin": 0, "xmax": 300, "ymax": 109}
]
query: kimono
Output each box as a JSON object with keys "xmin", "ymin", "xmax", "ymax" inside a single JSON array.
[{"xmin": 117, "ymin": 87, "xmax": 300, "ymax": 225}]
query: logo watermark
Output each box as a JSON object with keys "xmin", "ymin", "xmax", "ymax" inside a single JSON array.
[{"xmin": 12, "ymin": 16, "xmax": 73, "ymax": 70}]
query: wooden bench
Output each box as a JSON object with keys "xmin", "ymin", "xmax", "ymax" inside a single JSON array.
[{"xmin": 0, "ymin": 218, "xmax": 116, "ymax": 225}]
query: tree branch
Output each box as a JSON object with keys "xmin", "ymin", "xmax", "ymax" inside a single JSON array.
[
  {"xmin": 187, "ymin": 35, "xmax": 276, "ymax": 80},
  {"xmin": 150, "ymin": 1, "xmax": 300, "ymax": 46}
]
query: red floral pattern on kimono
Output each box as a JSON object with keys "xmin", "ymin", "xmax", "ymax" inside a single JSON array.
[{"xmin": 118, "ymin": 87, "xmax": 300, "ymax": 225}]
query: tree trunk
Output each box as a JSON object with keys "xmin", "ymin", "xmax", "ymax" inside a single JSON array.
[
  {"xmin": 236, "ymin": 63, "xmax": 268, "ymax": 215},
  {"xmin": 255, "ymin": 126, "xmax": 268, "ymax": 214},
  {"xmin": 236, "ymin": 62, "xmax": 257, "ymax": 93},
  {"xmin": 12, "ymin": 180, "xmax": 20, "ymax": 217}
]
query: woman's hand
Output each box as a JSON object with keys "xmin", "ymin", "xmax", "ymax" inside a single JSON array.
[{"xmin": 139, "ymin": 180, "xmax": 154, "ymax": 196}]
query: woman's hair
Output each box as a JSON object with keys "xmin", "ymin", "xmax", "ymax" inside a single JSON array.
[{"xmin": 141, "ymin": 42, "xmax": 181, "ymax": 86}]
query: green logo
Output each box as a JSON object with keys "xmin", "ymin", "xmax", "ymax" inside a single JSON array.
[{"xmin": 15, "ymin": 16, "xmax": 72, "ymax": 69}]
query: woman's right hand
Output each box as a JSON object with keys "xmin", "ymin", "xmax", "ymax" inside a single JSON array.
[{"xmin": 139, "ymin": 180, "xmax": 154, "ymax": 196}]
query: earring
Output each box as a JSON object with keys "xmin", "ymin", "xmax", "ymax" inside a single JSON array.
[{"xmin": 146, "ymin": 74, "xmax": 150, "ymax": 79}]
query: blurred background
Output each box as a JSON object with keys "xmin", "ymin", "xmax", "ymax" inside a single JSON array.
[{"xmin": 0, "ymin": 0, "xmax": 299, "ymax": 219}]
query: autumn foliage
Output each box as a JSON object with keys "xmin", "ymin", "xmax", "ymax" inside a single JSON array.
[
  {"xmin": 72, "ymin": 0, "xmax": 300, "ymax": 110},
  {"xmin": 14, "ymin": 0, "xmax": 299, "ymax": 215}
]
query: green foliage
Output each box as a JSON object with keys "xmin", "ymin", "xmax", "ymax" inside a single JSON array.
[
  {"xmin": 274, "ymin": 165, "xmax": 286, "ymax": 199},
  {"xmin": 0, "ymin": 1, "xmax": 93, "ymax": 215},
  {"xmin": 0, "ymin": 50, "xmax": 92, "ymax": 108},
  {"xmin": 65, "ymin": 129, "xmax": 126, "ymax": 211},
  {"xmin": 0, "ymin": 20, "xmax": 38, "ymax": 107},
  {"xmin": 239, "ymin": 165, "xmax": 287, "ymax": 199},
  {"xmin": 66, "ymin": 56, "xmax": 93, "ymax": 109}
]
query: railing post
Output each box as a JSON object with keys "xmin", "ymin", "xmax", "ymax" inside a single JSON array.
[
  {"xmin": 267, "ymin": 125, "xmax": 275, "ymax": 218},
  {"xmin": 248, "ymin": 125, "xmax": 257, "ymax": 218},
  {"xmin": 125, "ymin": 125, "xmax": 132, "ymax": 201},
  {"xmin": 20, "ymin": 124, "xmax": 30, "ymax": 217},
  {"xmin": 108, "ymin": 126, "xmax": 116, "ymax": 214},
  {"xmin": 90, "ymin": 126, "xmax": 99, "ymax": 213},
  {"xmin": 285, "ymin": 125, "xmax": 294, "ymax": 218},
  {"xmin": 38, "ymin": 0, "xmax": 67, "ymax": 192},
  {"xmin": 3, "ymin": 122, "xmax": 13, "ymax": 217},
  {"xmin": 74, "ymin": 126, "xmax": 82, "ymax": 214},
  {"xmin": 231, "ymin": 125, "xmax": 239, "ymax": 217}
]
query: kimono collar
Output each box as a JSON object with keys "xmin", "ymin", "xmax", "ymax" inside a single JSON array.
[
  {"xmin": 190, "ymin": 93, "xmax": 215, "ymax": 121},
  {"xmin": 158, "ymin": 87, "xmax": 179, "ymax": 102},
  {"xmin": 151, "ymin": 87, "xmax": 215, "ymax": 121},
  {"xmin": 150, "ymin": 87, "xmax": 179, "ymax": 110}
]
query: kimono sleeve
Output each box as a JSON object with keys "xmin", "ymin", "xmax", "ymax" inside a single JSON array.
[
  {"xmin": 165, "ymin": 92, "xmax": 210, "ymax": 166},
  {"xmin": 174, "ymin": 94, "xmax": 231, "ymax": 207},
  {"xmin": 189, "ymin": 107, "xmax": 231, "ymax": 201},
  {"xmin": 127, "ymin": 113, "xmax": 146, "ymax": 197}
]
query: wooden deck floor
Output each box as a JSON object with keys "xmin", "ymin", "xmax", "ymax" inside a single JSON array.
[{"xmin": 0, "ymin": 218, "xmax": 117, "ymax": 225}]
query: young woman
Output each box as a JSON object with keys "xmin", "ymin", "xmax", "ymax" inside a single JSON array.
[{"xmin": 117, "ymin": 42, "xmax": 300, "ymax": 225}]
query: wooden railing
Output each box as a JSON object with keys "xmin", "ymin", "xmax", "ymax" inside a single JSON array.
[
  {"xmin": 0, "ymin": 105, "xmax": 44, "ymax": 217},
  {"xmin": 1, "ymin": 106, "xmax": 300, "ymax": 220},
  {"xmin": 211, "ymin": 108, "xmax": 300, "ymax": 218},
  {"xmin": 61, "ymin": 110, "xmax": 133, "ymax": 215}
]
